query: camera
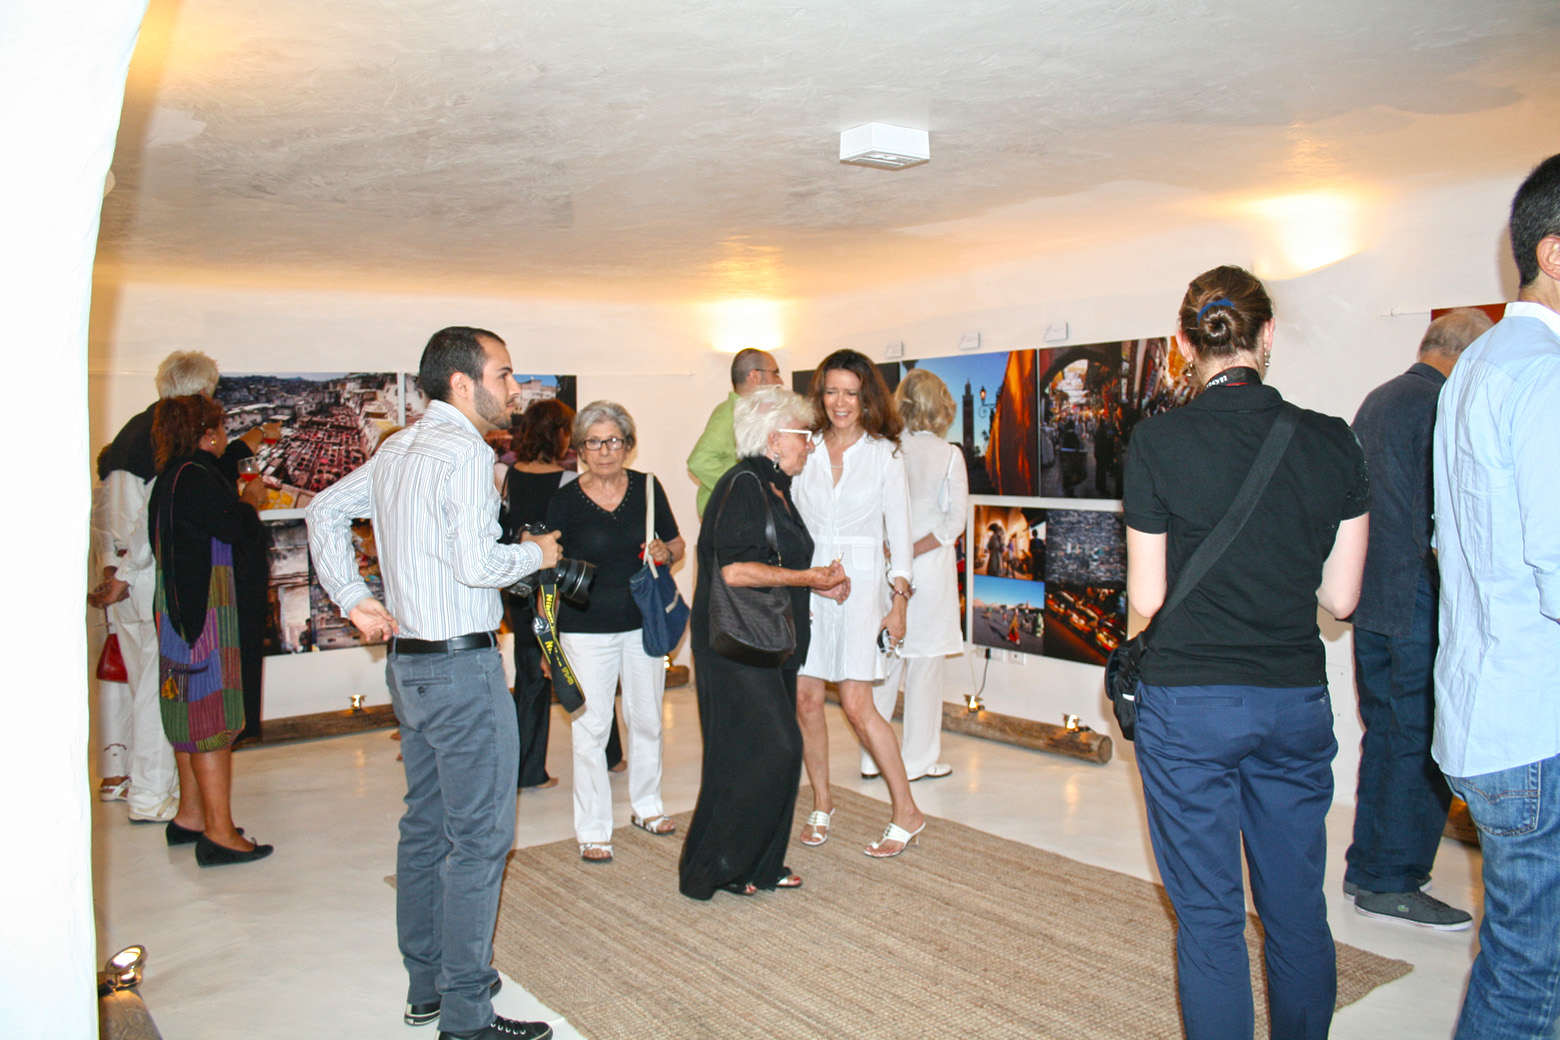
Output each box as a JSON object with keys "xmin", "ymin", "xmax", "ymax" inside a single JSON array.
[{"xmin": 507, "ymin": 522, "xmax": 595, "ymax": 605}]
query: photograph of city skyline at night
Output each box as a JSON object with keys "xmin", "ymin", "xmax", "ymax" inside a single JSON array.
[{"xmin": 217, "ymin": 371, "xmax": 401, "ymax": 509}]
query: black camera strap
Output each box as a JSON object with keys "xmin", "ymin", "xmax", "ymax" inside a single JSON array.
[{"xmin": 533, "ymin": 576, "xmax": 585, "ymax": 712}]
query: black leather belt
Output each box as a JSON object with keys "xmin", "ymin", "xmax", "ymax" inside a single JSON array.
[{"xmin": 392, "ymin": 632, "xmax": 497, "ymax": 655}]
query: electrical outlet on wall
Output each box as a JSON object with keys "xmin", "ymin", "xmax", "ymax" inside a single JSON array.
[{"xmin": 1007, "ymin": 649, "xmax": 1026, "ymax": 665}]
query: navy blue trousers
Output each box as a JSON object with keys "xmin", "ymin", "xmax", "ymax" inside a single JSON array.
[
  {"xmin": 1345, "ymin": 572, "xmax": 1452, "ymax": 893},
  {"xmin": 1137, "ymin": 682, "xmax": 1338, "ymax": 1040}
]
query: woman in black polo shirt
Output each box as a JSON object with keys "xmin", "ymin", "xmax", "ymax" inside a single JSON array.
[{"xmin": 1123, "ymin": 265, "xmax": 1369, "ymax": 1040}]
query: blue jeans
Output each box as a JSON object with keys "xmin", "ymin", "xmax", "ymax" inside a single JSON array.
[
  {"xmin": 1137, "ymin": 682, "xmax": 1338, "ymax": 1040},
  {"xmin": 1447, "ymin": 752, "xmax": 1560, "ymax": 1040},
  {"xmin": 1346, "ymin": 573, "xmax": 1452, "ymax": 893},
  {"xmin": 387, "ymin": 647, "xmax": 519, "ymax": 1035}
]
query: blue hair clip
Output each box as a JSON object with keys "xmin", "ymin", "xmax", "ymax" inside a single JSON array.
[{"xmin": 1196, "ymin": 298, "xmax": 1234, "ymax": 321}]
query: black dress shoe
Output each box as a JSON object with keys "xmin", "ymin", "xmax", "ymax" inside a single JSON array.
[
  {"xmin": 166, "ymin": 820, "xmax": 203, "ymax": 846},
  {"xmin": 437, "ymin": 1014, "xmax": 551, "ymax": 1040},
  {"xmin": 194, "ymin": 834, "xmax": 273, "ymax": 867},
  {"xmin": 405, "ymin": 979, "xmax": 502, "ymax": 1027},
  {"xmin": 166, "ymin": 821, "xmax": 245, "ymax": 846}
]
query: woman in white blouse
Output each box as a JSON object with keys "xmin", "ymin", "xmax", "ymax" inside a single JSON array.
[
  {"xmin": 793, "ymin": 350, "xmax": 924, "ymax": 857},
  {"xmin": 860, "ymin": 369, "xmax": 968, "ymax": 782}
]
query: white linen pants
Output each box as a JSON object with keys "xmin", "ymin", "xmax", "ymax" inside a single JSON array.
[
  {"xmin": 108, "ymin": 599, "xmax": 178, "ymax": 815},
  {"xmin": 560, "ymin": 630, "xmax": 667, "ymax": 843},
  {"xmin": 861, "ymin": 655, "xmax": 948, "ymax": 780}
]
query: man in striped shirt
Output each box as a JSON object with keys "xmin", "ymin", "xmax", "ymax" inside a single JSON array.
[{"xmin": 308, "ymin": 326, "xmax": 559, "ymax": 1040}]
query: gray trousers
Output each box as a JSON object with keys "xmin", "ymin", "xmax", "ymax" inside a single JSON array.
[{"xmin": 387, "ymin": 646, "xmax": 519, "ymax": 1034}]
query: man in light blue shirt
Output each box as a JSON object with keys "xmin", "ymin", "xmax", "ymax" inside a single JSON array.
[{"xmin": 1432, "ymin": 152, "xmax": 1560, "ymax": 1040}]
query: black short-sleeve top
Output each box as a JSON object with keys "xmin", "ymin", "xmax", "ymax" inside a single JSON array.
[
  {"xmin": 691, "ymin": 457, "xmax": 815, "ymax": 671},
  {"xmin": 1122, "ymin": 378, "xmax": 1369, "ymax": 688},
  {"xmin": 545, "ymin": 469, "xmax": 680, "ymax": 634}
]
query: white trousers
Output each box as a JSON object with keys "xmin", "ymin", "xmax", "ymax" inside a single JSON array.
[
  {"xmin": 107, "ymin": 600, "xmax": 178, "ymax": 813},
  {"xmin": 560, "ymin": 630, "xmax": 666, "ymax": 843},
  {"xmin": 97, "ymin": 680, "xmax": 131, "ymax": 778},
  {"xmin": 861, "ymin": 655, "xmax": 948, "ymax": 780}
]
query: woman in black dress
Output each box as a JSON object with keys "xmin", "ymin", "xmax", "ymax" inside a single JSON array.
[
  {"xmin": 679, "ymin": 387, "xmax": 850, "ymax": 899},
  {"xmin": 496, "ymin": 398, "xmax": 577, "ymax": 790},
  {"xmin": 149, "ymin": 395, "xmax": 274, "ymax": 867}
]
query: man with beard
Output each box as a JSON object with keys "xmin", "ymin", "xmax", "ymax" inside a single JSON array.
[{"xmin": 308, "ymin": 327, "xmax": 560, "ymax": 1040}]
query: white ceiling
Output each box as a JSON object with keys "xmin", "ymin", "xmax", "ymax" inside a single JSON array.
[{"xmin": 98, "ymin": 0, "xmax": 1560, "ymax": 301}]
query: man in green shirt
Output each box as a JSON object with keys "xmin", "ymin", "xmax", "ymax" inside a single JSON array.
[{"xmin": 686, "ymin": 348, "xmax": 783, "ymax": 516}]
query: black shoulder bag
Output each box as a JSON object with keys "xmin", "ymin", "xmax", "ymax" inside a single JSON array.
[
  {"xmin": 1106, "ymin": 404, "xmax": 1299, "ymax": 740},
  {"xmin": 707, "ymin": 469, "xmax": 797, "ymax": 668}
]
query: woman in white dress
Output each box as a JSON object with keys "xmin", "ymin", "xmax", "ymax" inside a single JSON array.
[
  {"xmin": 793, "ymin": 350, "xmax": 924, "ymax": 857},
  {"xmin": 860, "ymin": 369, "xmax": 969, "ymax": 782}
]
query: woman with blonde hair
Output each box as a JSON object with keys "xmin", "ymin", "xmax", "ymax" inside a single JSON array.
[
  {"xmin": 679, "ymin": 386, "xmax": 849, "ymax": 898},
  {"xmin": 858, "ymin": 368, "xmax": 968, "ymax": 782}
]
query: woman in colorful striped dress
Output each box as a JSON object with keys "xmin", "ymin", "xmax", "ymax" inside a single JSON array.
[{"xmin": 149, "ymin": 395, "xmax": 274, "ymax": 867}]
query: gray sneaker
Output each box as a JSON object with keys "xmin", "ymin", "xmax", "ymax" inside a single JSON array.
[
  {"xmin": 1343, "ymin": 877, "xmax": 1431, "ymax": 900},
  {"xmin": 1354, "ymin": 889, "xmax": 1472, "ymax": 930}
]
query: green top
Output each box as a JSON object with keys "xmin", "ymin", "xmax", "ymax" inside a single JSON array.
[{"xmin": 686, "ymin": 391, "xmax": 740, "ymax": 517}]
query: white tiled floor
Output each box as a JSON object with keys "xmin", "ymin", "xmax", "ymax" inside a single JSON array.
[{"xmin": 92, "ymin": 683, "xmax": 1481, "ymax": 1039}]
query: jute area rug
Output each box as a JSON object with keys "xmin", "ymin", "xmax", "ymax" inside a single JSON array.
[{"xmin": 490, "ymin": 787, "xmax": 1410, "ymax": 1040}]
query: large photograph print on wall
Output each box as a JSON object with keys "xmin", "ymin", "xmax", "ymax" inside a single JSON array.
[
  {"xmin": 405, "ymin": 372, "xmax": 578, "ymax": 432},
  {"xmin": 1041, "ymin": 509, "xmax": 1126, "ymax": 666},
  {"xmin": 971, "ymin": 575, "xmax": 1046, "ymax": 654},
  {"xmin": 900, "ymin": 352, "xmax": 1039, "ymax": 496},
  {"xmin": 262, "ymin": 517, "xmax": 388, "ymax": 655},
  {"xmin": 216, "ymin": 372, "xmax": 402, "ymax": 509},
  {"xmin": 969, "ymin": 505, "xmax": 1045, "ymax": 653},
  {"xmin": 263, "ymin": 519, "xmax": 313, "ymax": 655}
]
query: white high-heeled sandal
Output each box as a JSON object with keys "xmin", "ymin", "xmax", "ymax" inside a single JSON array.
[
  {"xmin": 864, "ymin": 820, "xmax": 925, "ymax": 858},
  {"xmin": 799, "ymin": 809, "xmax": 832, "ymax": 847}
]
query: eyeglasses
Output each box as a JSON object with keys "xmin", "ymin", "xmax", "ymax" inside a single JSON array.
[
  {"xmin": 583, "ymin": 436, "xmax": 625, "ymax": 452},
  {"xmin": 776, "ymin": 428, "xmax": 812, "ymax": 437}
]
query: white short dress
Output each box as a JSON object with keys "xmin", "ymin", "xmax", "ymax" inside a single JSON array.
[
  {"xmin": 793, "ymin": 434, "xmax": 913, "ymax": 682},
  {"xmin": 898, "ymin": 432, "xmax": 968, "ymax": 659}
]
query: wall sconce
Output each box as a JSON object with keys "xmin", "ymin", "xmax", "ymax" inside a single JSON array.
[
  {"xmin": 350, "ymin": 693, "xmax": 365, "ymax": 711},
  {"xmin": 1062, "ymin": 714, "xmax": 1080, "ymax": 731},
  {"xmin": 965, "ymin": 691, "xmax": 984, "ymax": 713}
]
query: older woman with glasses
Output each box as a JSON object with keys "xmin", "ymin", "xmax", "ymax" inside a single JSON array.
[
  {"xmin": 545, "ymin": 401, "xmax": 685, "ymax": 864},
  {"xmin": 679, "ymin": 387, "xmax": 849, "ymax": 899}
]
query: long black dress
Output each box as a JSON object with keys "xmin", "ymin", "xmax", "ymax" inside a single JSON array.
[{"xmin": 679, "ymin": 456, "xmax": 814, "ymax": 899}]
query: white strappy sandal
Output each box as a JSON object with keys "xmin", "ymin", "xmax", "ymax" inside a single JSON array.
[
  {"xmin": 864, "ymin": 820, "xmax": 925, "ymax": 858},
  {"xmin": 799, "ymin": 809, "xmax": 832, "ymax": 847}
]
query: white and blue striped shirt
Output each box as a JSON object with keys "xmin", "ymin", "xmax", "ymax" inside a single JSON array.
[{"xmin": 307, "ymin": 400, "xmax": 542, "ymax": 641}]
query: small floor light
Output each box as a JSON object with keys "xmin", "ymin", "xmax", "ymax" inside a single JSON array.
[
  {"xmin": 98, "ymin": 945, "xmax": 146, "ymax": 995},
  {"xmin": 1062, "ymin": 714, "xmax": 1081, "ymax": 732},
  {"xmin": 965, "ymin": 691, "xmax": 984, "ymax": 713}
]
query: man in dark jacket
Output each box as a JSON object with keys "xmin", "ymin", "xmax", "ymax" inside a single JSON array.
[{"xmin": 1344, "ymin": 308, "xmax": 1490, "ymax": 929}]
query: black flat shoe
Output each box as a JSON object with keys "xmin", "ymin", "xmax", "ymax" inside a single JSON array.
[
  {"xmin": 167, "ymin": 821, "xmax": 244, "ymax": 846},
  {"xmin": 194, "ymin": 834, "xmax": 273, "ymax": 867}
]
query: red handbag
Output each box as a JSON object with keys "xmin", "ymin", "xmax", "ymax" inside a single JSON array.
[{"xmin": 97, "ymin": 614, "xmax": 129, "ymax": 683}]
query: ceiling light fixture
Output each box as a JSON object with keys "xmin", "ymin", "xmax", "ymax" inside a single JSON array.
[{"xmin": 839, "ymin": 123, "xmax": 929, "ymax": 170}]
